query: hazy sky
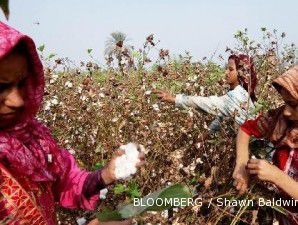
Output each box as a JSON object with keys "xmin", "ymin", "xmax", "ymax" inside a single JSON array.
[{"xmin": 1, "ymin": 0, "xmax": 297, "ymax": 63}]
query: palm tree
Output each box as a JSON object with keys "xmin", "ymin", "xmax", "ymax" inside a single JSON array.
[
  {"xmin": 0, "ymin": 0, "xmax": 10, "ymax": 19},
  {"xmin": 104, "ymin": 31, "xmax": 132, "ymax": 73}
]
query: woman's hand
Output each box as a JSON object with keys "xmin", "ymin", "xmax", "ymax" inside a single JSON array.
[
  {"xmin": 101, "ymin": 147, "xmax": 145, "ymax": 185},
  {"xmin": 233, "ymin": 165, "xmax": 249, "ymax": 195},
  {"xmin": 153, "ymin": 90, "xmax": 175, "ymax": 103},
  {"xmin": 246, "ymin": 159, "xmax": 281, "ymax": 183},
  {"xmin": 87, "ymin": 219, "xmax": 133, "ymax": 225}
]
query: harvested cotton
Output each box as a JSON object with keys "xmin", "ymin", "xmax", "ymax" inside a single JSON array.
[
  {"xmin": 76, "ymin": 217, "xmax": 86, "ymax": 225},
  {"xmin": 99, "ymin": 188, "xmax": 108, "ymax": 199},
  {"xmin": 115, "ymin": 143, "xmax": 141, "ymax": 180}
]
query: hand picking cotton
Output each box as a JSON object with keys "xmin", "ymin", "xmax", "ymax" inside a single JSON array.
[{"xmin": 115, "ymin": 143, "xmax": 141, "ymax": 179}]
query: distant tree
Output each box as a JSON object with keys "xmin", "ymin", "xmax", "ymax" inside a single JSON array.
[
  {"xmin": 0, "ymin": 0, "xmax": 9, "ymax": 19},
  {"xmin": 104, "ymin": 31, "xmax": 133, "ymax": 74}
]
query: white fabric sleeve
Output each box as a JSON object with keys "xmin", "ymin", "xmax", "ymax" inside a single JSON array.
[{"xmin": 175, "ymin": 94, "xmax": 229, "ymax": 117}]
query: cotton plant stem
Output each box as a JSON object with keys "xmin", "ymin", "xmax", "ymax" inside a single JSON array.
[
  {"xmin": 230, "ymin": 203, "xmax": 250, "ymax": 225},
  {"xmin": 213, "ymin": 204, "xmax": 231, "ymax": 225},
  {"xmin": 230, "ymin": 185, "xmax": 256, "ymax": 225},
  {"xmin": 210, "ymin": 202, "xmax": 249, "ymax": 224}
]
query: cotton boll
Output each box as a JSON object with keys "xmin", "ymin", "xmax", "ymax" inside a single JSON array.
[
  {"xmin": 152, "ymin": 104, "xmax": 160, "ymax": 111},
  {"xmin": 115, "ymin": 143, "xmax": 141, "ymax": 180},
  {"xmin": 100, "ymin": 188, "xmax": 108, "ymax": 199},
  {"xmin": 76, "ymin": 217, "xmax": 86, "ymax": 225},
  {"xmin": 161, "ymin": 210, "xmax": 169, "ymax": 218},
  {"xmin": 65, "ymin": 81, "xmax": 73, "ymax": 88},
  {"xmin": 138, "ymin": 144, "xmax": 147, "ymax": 154},
  {"xmin": 144, "ymin": 90, "xmax": 152, "ymax": 96}
]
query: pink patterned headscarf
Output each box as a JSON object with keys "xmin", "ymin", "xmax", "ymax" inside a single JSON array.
[{"xmin": 0, "ymin": 22, "xmax": 65, "ymax": 181}]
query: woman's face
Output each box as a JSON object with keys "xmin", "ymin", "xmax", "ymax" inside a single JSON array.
[
  {"xmin": 225, "ymin": 59, "xmax": 239, "ymax": 87},
  {"xmin": 0, "ymin": 51, "xmax": 27, "ymax": 128},
  {"xmin": 280, "ymin": 88, "xmax": 298, "ymax": 122}
]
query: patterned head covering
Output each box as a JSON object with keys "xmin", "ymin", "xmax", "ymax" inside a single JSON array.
[
  {"xmin": 229, "ymin": 54, "xmax": 257, "ymax": 102},
  {"xmin": 257, "ymin": 66, "xmax": 298, "ymax": 148},
  {"xmin": 0, "ymin": 22, "xmax": 65, "ymax": 181}
]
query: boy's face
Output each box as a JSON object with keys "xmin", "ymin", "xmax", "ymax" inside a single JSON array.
[
  {"xmin": 0, "ymin": 51, "xmax": 28, "ymax": 128},
  {"xmin": 225, "ymin": 59, "xmax": 239, "ymax": 86},
  {"xmin": 280, "ymin": 88, "xmax": 298, "ymax": 122}
]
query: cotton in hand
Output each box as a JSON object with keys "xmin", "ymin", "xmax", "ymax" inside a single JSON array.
[{"xmin": 114, "ymin": 143, "xmax": 143, "ymax": 179}]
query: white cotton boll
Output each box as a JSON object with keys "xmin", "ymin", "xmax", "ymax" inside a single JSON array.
[
  {"xmin": 65, "ymin": 81, "xmax": 73, "ymax": 88},
  {"xmin": 115, "ymin": 143, "xmax": 141, "ymax": 180},
  {"xmin": 196, "ymin": 158, "xmax": 203, "ymax": 164},
  {"xmin": 200, "ymin": 86, "xmax": 205, "ymax": 95},
  {"xmin": 76, "ymin": 217, "xmax": 86, "ymax": 225},
  {"xmin": 152, "ymin": 104, "xmax": 160, "ymax": 111},
  {"xmin": 52, "ymin": 74, "xmax": 59, "ymax": 79},
  {"xmin": 161, "ymin": 210, "xmax": 169, "ymax": 218},
  {"xmin": 144, "ymin": 90, "xmax": 152, "ymax": 96},
  {"xmin": 111, "ymin": 117, "xmax": 119, "ymax": 123},
  {"xmin": 100, "ymin": 188, "xmax": 108, "ymax": 199},
  {"xmin": 273, "ymin": 219, "xmax": 279, "ymax": 225},
  {"xmin": 68, "ymin": 149, "xmax": 75, "ymax": 155},
  {"xmin": 196, "ymin": 142, "xmax": 202, "ymax": 149},
  {"xmin": 44, "ymin": 101, "xmax": 51, "ymax": 110},
  {"xmin": 51, "ymin": 98, "xmax": 59, "ymax": 105},
  {"xmin": 80, "ymin": 95, "xmax": 87, "ymax": 101},
  {"xmin": 77, "ymin": 87, "xmax": 82, "ymax": 94}
]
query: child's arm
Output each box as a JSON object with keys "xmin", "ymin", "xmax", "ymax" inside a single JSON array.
[
  {"xmin": 247, "ymin": 159, "xmax": 298, "ymax": 200},
  {"xmin": 275, "ymin": 172, "xmax": 298, "ymax": 200},
  {"xmin": 175, "ymin": 94, "xmax": 226, "ymax": 116},
  {"xmin": 153, "ymin": 90, "xmax": 227, "ymax": 116},
  {"xmin": 153, "ymin": 90, "xmax": 175, "ymax": 103},
  {"xmin": 233, "ymin": 128, "xmax": 250, "ymax": 195}
]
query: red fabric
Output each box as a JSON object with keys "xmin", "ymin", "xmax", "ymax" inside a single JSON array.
[
  {"xmin": 241, "ymin": 118, "xmax": 298, "ymax": 223},
  {"xmin": 241, "ymin": 117, "xmax": 298, "ymax": 175},
  {"xmin": 240, "ymin": 116, "xmax": 264, "ymax": 138},
  {"xmin": 0, "ymin": 163, "xmax": 52, "ymax": 224},
  {"xmin": 0, "ymin": 149, "xmax": 103, "ymax": 224}
]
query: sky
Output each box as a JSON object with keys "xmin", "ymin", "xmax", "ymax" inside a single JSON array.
[{"xmin": 1, "ymin": 0, "xmax": 297, "ymax": 64}]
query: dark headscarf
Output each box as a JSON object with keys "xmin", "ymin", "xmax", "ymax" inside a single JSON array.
[{"xmin": 229, "ymin": 54, "xmax": 257, "ymax": 102}]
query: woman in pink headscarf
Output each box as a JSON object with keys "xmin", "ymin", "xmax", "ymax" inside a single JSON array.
[{"xmin": 0, "ymin": 22, "xmax": 143, "ymax": 224}]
